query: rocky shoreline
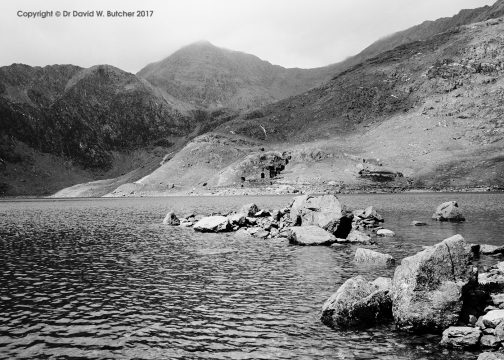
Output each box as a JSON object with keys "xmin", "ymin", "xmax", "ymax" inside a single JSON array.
[{"xmin": 163, "ymin": 194, "xmax": 504, "ymax": 359}]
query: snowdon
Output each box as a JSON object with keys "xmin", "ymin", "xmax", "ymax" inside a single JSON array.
[{"xmin": 107, "ymin": 10, "xmax": 134, "ymax": 17}]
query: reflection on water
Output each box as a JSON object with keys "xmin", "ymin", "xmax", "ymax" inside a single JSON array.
[{"xmin": 0, "ymin": 193, "xmax": 503, "ymax": 359}]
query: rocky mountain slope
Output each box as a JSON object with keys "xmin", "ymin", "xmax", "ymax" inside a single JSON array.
[
  {"xmin": 106, "ymin": 13, "xmax": 504, "ymax": 197},
  {"xmin": 137, "ymin": 41, "xmax": 335, "ymax": 110},
  {"xmin": 0, "ymin": 64, "xmax": 198, "ymax": 195},
  {"xmin": 4, "ymin": 1, "xmax": 504, "ymax": 197},
  {"xmin": 330, "ymin": 0, "xmax": 504, "ymax": 77}
]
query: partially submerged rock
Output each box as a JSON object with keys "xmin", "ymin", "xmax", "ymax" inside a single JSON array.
[
  {"xmin": 354, "ymin": 248, "xmax": 395, "ymax": 266},
  {"xmin": 289, "ymin": 194, "xmax": 351, "ymax": 238},
  {"xmin": 391, "ymin": 234, "xmax": 475, "ymax": 332},
  {"xmin": 440, "ymin": 326, "xmax": 481, "ymax": 348},
  {"xmin": 287, "ymin": 226, "xmax": 336, "ymax": 246},
  {"xmin": 345, "ymin": 229, "xmax": 373, "ymax": 244},
  {"xmin": 411, "ymin": 221, "xmax": 428, "ymax": 226},
  {"xmin": 163, "ymin": 211, "xmax": 180, "ymax": 226},
  {"xmin": 240, "ymin": 203, "xmax": 259, "ymax": 217},
  {"xmin": 353, "ymin": 206, "xmax": 384, "ymax": 230},
  {"xmin": 193, "ymin": 216, "xmax": 230, "ymax": 233},
  {"xmin": 377, "ymin": 229, "xmax": 395, "ymax": 237},
  {"xmin": 228, "ymin": 213, "xmax": 246, "ymax": 227},
  {"xmin": 432, "ymin": 201, "xmax": 465, "ymax": 222},
  {"xmin": 321, "ymin": 275, "xmax": 392, "ymax": 329},
  {"xmin": 481, "ymin": 245, "xmax": 504, "ymax": 255}
]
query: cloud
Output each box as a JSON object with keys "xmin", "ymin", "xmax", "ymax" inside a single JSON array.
[{"xmin": 0, "ymin": 0, "xmax": 495, "ymax": 73}]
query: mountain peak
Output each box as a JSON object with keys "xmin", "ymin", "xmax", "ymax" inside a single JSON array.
[{"xmin": 187, "ymin": 40, "xmax": 215, "ymax": 47}]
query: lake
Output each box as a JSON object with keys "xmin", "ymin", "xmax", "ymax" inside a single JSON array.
[{"xmin": 0, "ymin": 193, "xmax": 503, "ymax": 359}]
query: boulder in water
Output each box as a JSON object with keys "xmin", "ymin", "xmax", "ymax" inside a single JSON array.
[
  {"xmin": 344, "ymin": 230, "xmax": 373, "ymax": 244},
  {"xmin": 377, "ymin": 229, "xmax": 395, "ymax": 237},
  {"xmin": 432, "ymin": 201, "xmax": 465, "ymax": 222},
  {"xmin": 391, "ymin": 234, "xmax": 475, "ymax": 332},
  {"xmin": 354, "ymin": 248, "xmax": 395, "ymax": 266},
  {"xmin": 193, "ymin": 216, "xmax": 230, "ymax": 233},
  {"xmin": 321, "ymin": 275, "xmax": 392, "ymax": 329},
  {"xmin": 163, "ymin": 211, "xmax": 180, "ymax": 226},
  {"xmin": 289, "ymin": 194, "xmax": 350, "ymax": 237},
  {"xmin": 440, "ymin": 326, "xmax": 481, "ymax": 348},
  {"xmin": 228, "ymin": 213, "xmax": 246, "ymax": 227},
  {"xmin": 287, "ymin": 226, "xmax": 336, "ymax": 246},
  {"xmin": 240, "ymin": 203, "xmax": 259, "ymax": 217},
  {"xmin": 481, "ymin": 245, "xmax": 504, "ymax": 255}
]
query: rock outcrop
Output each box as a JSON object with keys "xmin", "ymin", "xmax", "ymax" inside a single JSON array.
[
  {"xmin": 432, "ymin": 201, "xmax": 466, "ymax": 222},
  {"xmin": 321, "ymin": 275, "xmax": 392, "ymax": 329},
  {"xmin": 391, "ymin": 234, "xmax": 475, "ymax": 332}
]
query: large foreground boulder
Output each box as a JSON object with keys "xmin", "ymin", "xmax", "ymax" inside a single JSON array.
[
  {"xmin": 193, "ymin": 216, "xmax": 230, "ymax": 233},
  {"xmin": 391, "ymin": 234, "xmax": 475, "ymax": 332},
  {"xmin": 432, "ymin": 201, "xmax": 465, "ymax": 222},
  {"xmin": 321, "ymin": 275, "xmax": 392, "ymax": 329},
  {"xmin": 287, "ymin": 226, "xmax": 336, "ymax": 246}
]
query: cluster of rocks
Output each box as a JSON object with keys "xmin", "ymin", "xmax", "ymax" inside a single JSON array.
[
  {"xmin": 164, "ymin": 203, "xmax": 292, "ymax": 239},
  {"xmin": 352, "ymin": 206, "xmax": 384, "ymax": 230},
  {"xmin": 439, "ymin": 262, "xmax": 504, "ymax": 355},
  {"xmin": 321, "ymin": 232, "xmax": 504, "ymax": 359},
  {"xmin": 163, "ymin": 194, "xmax": 389, "ymax": 246}
]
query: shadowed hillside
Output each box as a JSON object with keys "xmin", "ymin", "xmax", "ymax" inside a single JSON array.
[{"xmin": 0, "ymin": 64, "xmax": 197, "ymax": 195}]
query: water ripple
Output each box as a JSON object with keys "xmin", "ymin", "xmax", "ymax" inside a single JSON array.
[{"xmin": 0, "ymin": 194, "xmax": 502, "ymax": 359}]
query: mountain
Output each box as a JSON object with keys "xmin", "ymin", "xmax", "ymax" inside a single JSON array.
[
  {"xmin": 329, "ymin": 0, "xmax": 504, "ymax": 76},
  {"xmin": 137, "ymin": 40, "xmax": 334, "ymax": 110},
  {"xmin": 4, "ymin": 1, "xmax": 504, "ymax": 197},
  {"xmin": 0, "ymin": 63, "xmax": 196, "ymax": 195},
  {"xmin": 107, "ymin": 13, "xmax": 504, "ymax": 196}
]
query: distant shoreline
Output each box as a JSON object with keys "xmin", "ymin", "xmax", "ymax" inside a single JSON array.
[{"xmin": 0, "ymin": 186, "xmax": 503, "ymax": 200}]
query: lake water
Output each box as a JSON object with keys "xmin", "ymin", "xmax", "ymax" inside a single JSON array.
[{"xmin": 0, "ymin": 193, "xmax": 503, "ymax": 359}]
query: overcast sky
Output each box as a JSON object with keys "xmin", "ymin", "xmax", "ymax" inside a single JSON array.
[{"xmin": 0, "ymin": 0, "xmax": 496, "ymax": 73}]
